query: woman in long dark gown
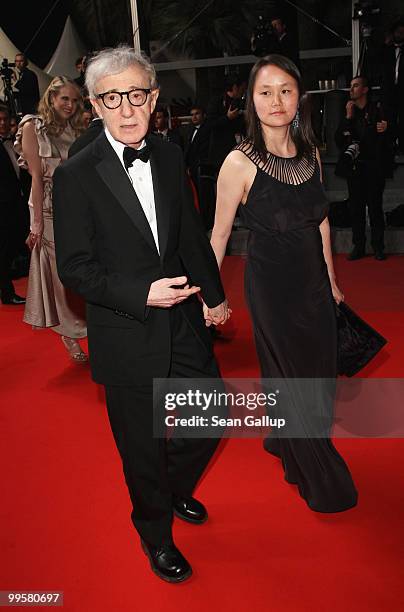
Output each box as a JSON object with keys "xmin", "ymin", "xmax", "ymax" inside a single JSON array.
[{"xmin": 209, "ymin": 55, "xmax": 357, "ymax": 512}]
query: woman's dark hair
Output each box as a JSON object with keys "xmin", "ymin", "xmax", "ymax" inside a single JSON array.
[{"xmin": 245, "ymin": 54, "xmax": 315, "ymax": 161}]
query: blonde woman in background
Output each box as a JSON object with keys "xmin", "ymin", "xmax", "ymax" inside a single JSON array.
[{"xmin": 15, "ymin": 76, "xmax": 87, "ymax": 362}]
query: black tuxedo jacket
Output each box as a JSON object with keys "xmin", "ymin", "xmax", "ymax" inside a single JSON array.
[
  {"xmin": 206, "ymin": 95, "xmax": 245, "ymax": 169},
  {"xmin": 152, "ymin": 128, "xmax": 183, "ymax": 149},
  {"xmin": 381, "ymin": 44, "xmax": 404, "ymax": 106},
  {"xmin": 184, "ymin": 122, "xmax": 211, "ymax": 173},
  {"xmin": 14, "ymin": 68, "xmax": 40, "ymax": 115},
  {"xmin": 68, "ymin": 119, "xmax": 104, "ymax": 158},
  {"xmin": 53, "ymin": 132, "xmax": 225, "ymax": 386},
  {"xmin": 278, "ymin": 33, "xmax": 300, "ymax": 69},
  {"xmin": 0, "ymin": 141, "xmax": 22, "ymax": 203}
]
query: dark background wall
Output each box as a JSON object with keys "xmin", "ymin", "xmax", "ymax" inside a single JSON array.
[{"xmin": 1, "ymin": 0, "xmax": 403, "ymax": 71}]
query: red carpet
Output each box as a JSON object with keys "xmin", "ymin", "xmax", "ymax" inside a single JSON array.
[{"xmin": 1, "ymin": 255, "xmax": 404, "ymax": 611}]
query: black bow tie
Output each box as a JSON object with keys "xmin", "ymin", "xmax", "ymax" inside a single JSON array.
[
  {"xmin": 123, "ymin": 145, "xmax": 150, "ymax": 169},
  {"xmin": 1, "ymin": 136, "xmax": 13, "ymax": 143}
]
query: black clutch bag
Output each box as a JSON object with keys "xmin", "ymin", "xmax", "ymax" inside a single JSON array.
[{"xmin": 336, "ymin": 302, "xmax": 387, "ymax": 377}]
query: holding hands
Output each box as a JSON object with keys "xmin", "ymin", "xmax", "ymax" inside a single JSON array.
[
  {"xmin": 146, "ymin": 276, "xmax": 232, "ymax": 327},
  {"xmin": 147, "ymin": 276, "xmax": 200, "ymax": 308},
  {"xmin": 146, "ymin": 276, "xmax": 232, "ymax": 325},
  {"xmin": 203, "ymin": 299, "xmax": 232, "ymax": 326}
]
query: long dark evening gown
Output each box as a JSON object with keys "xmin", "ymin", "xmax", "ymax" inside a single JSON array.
[{"xmin": 236, "ymin": 139, "xmax": 358, "ymax": 513}]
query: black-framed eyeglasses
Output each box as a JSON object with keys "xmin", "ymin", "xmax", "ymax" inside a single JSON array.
[{"xmin": 95, "ymin": 88, "xmax": 152, "ymax": 109}]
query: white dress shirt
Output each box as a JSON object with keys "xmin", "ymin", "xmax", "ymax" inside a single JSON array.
[
  {"xmin": 105, "ymin": 128, "xmax": 160, "ymax": 253},
  {"xmin": 191, "ymin": 125, "xmax": 200, "ymax": 142},
  {"xmin": 395, "ymin": 45, "xmax": 402, "ymax": 84}
]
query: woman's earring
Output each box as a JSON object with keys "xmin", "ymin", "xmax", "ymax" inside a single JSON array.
[{"xmin": 292, "ymin": 109, "xmax": 300, "ymax": 129}]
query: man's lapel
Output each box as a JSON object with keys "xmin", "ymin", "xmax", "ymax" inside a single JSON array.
[
  {"xmin": 148, "ymin": 137, "xmax": 170, "ymax": 259},
  {"xmin": 93, "ymin": 133, "xmax": 157, "ymax": 254}
]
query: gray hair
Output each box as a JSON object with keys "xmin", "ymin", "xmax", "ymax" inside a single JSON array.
[{"xmin": 85, "ymin": 45, "xmax": 158, "ymax": 98}]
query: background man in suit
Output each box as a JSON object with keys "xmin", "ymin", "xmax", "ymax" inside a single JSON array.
[
  {"xmin": 68, "ymin": 109, "xmax": 103, "ymax": 158},
  {"xmin": 270, "ymin": 15, "xmax": 300, "ymax": 69},
  {"xmin": 206, "ymin": 76, "xmax": 246, "ymax": 174},
  {"xmin": 0, "ymin": 106, "xmax": 26, "ymax": 305},
  {"xmin": 152, "ymin": 107, "xmax": 183, "ymax": 148},
  {"xmin": 381, "ymin": 18, "xmax": 404, "ymax": 153},
  {"xmin": 335, "ymin": 76, "xmax": 392, "ymax": 261},
  {"xmin": 52, "ymin": 46, "xmax": 229, "ymax": 583},
  {"xmin": 184, "ymin": 105, "xmax": 215, "ymax": 229},
  {"xmin": 74, "ymin": 56, "xmax": 86, "ymax": 90},
  {"xmin": 14, "ymin": 54, "xmax": 40, "ymax": 115}
]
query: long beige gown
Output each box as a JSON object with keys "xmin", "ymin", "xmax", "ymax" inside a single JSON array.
[{"xmin": 15, "ymin": 115, "xmax": 86, "ymax": 339}]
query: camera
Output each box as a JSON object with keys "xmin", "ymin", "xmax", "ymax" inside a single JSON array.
[
  {"xmin": 251, "ymin": 15, "xmax": 278, "ymax": 57},
  {"xmin": 230, "ymin": 95, "xmax": 246, "ymax": 112},
  {"xmin": 335, "ymin": 142, "xmax": 360, "ymax": 178},
  {"xmin": 352, "ymin": 1, "xmax": 380, "ymax": 21},
  {"xmin": 1, "ymin": 58, "xmax": 19, "ymax": 116},
  {"xmin": 1, "ymin": 58, "xmax": 16, "ymax": 72},
  {"xmin": 0, "ymin": 58, "xmax": 16, "ymax": 83},
  {"xmin": 344, "ymin": 142, "xmax": 360, "ymax": 161},
  {"xmin": 353, "ymin": 1, "xmax": 381, "ymax": 38}
]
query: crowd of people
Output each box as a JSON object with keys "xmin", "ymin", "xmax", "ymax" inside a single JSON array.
[
  {"xmin": 1, "ymin": 14, "xmax": 403, "ymax": 332},
  {"xmin": 0, "ymin": 16, "xmax": 403, "ymax": 582}
]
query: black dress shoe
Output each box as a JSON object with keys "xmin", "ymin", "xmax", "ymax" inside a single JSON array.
[
  {"xmin": 1, "ymin": 294, "xmax": 26, "ymax": 305},
  {"xmin": 173, "ymin": 496, "xmax": 208, "ymax": 524},
  {"xmin": 141, "ymin": 540, "xmax": 192, "ymax": 583},
  {"xmin": 374, "ymin": 251, "xmax": 386, "ymax": 261},
  {"xmin": 347, "ymin": 248, "xmax": 366, "ymax": 261}
]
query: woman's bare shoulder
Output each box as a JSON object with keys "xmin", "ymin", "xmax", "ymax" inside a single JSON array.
[{"xmin": 222, "ymin": 148, "xmax": 256, "ymax": 175}]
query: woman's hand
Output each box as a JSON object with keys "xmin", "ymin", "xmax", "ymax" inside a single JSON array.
[
  {"xmin": 203, "ymin": 299, "xmax": 232, "ymax": 326},
  {"xmin": 331, "ymin": 281, "xmax": 344, "ymax": 305},
  {"xmin": 26, "ymin": 219, "xmax": 44, "ymax": 250}
]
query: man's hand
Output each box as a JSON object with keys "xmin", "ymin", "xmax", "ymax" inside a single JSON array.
[
  {"xmin": 376, "ymin": 120, "xmax": 387, "ymax": 133},
  {"xmin": 346, "ymin": 101, "xmax": 355, "ymax": 119},
  {"xmin": 147, "ymin": 276, "xmax": 200, "ymax": 308},
  {"xmin": 227, "ymin": 106, "xmax": 240, "ymax": 121},
  {"xmin": 203, "ymin": 299, "xmax": 232, "ymax": 326}
]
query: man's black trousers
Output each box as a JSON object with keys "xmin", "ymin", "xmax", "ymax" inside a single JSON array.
[
  {"xmin": 0, "ymin": 202, "xmax": 18, "ymax": 299},
  {"xmin": 104, "ymin": 305, "xmax": 221, "ymax": 547},
  {"xmin": 347, "ymin": 165, "xmax": 385, "ymax": 252}
]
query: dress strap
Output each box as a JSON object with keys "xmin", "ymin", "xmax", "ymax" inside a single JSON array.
[
  {"xmin": 14, "ymin": 115, "xmax": 53, "ymax": 170},
  {"xmin": 233, "ymin": 139, "xmax": 316, "ymax": 186}
]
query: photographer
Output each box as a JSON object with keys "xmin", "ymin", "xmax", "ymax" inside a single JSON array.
[
  {"xmin": 381, "ymin": 18, "xmax": 404, "ymax": 153},
  {"xmin": 14, "ymin": 53, "xmax": 40, "ymax": 115},
  {"xmin": 251, "ymin": 14, "xmax": 280, "ymax": 57},
  {"xmin": 335, "ymin": 75, "xmax": 393, "ymax": 261},
  {"xmin": 271, "ymin": 15, "xmax": 300, "ymax": 68},
  {"xmin": 206, "ymin": 76, "xmax": 246, "ymax": 172},
  {"xmin": 0, "ymin": 106, "xmax": 26, "ymax": 305}
]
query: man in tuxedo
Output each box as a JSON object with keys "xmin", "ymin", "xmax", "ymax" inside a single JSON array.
[
  {"xmin": 74, "ymin": 56, "xmax": 86, "ymax": 90},
  {"xmin": 152, "ymin": 107, "xmax": 183, "ymax": 149},
  {"xmin": 52, "ymin": 46, "xmax": 229, "ymax": 583},
  {"xmin": 335, "ymin": 76, "xmax": 392, "ymax": 261},
  {"xmin": 0, "ymin": 106, "xmax": 26, "ymax": 305},
  {"xmin": 206, "ymin": 77, "xmax": 246, "ymax": 172},
  {"xmin": 184, "ymin": 105, "xmax": 215, "ymax": 230},
  {"xmin": 68, "ymin": 113, "xmax": 103, "ymax": 157},
  {"xmin": 271, "ymin": 16, "xmax": 300, "ymax": 69},
  {"xmin": 381, "ymin": 18, "xmax": 404, "ymax": 153},
  {"xmin": 14, "ymin": 54, "xmax": 40, "ymax": 115}
]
